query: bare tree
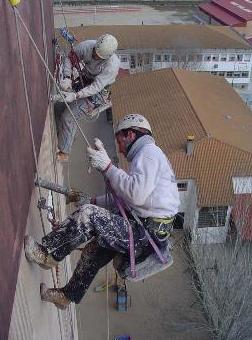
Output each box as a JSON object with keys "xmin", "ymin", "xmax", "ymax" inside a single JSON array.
[{"xmin": 184, "ymin": 196, "xmax": 252, "ymax": 340}]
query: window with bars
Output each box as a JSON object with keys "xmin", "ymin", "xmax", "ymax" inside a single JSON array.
[
  {"xmin": 203, "ymin": 55, "xmax": 211, "ymax": 61},
  {"xmin": 177, "ymin": 182, "xmax": 188, "ymax": 191},
  {"xmin": 244, "ymin": 54, "xmax": 251, "ymax": 62},
  {"xmin": 130, "ymin": 55, "xmax": 136, "ymax": 69},
  {"xmin": 220, "ymin": 55, "xmax": 227, "ymax": 61},
  {"xmin": 120, "ymin": 55, "xmax": 128, "ymax": 63},
  {"xmin": 198, "ymin": 206, "xmax": 228, "ymax": 228},
  {"xmin": 155, "ymin": 54, "xmax": 161, "ymax": 62},
  {"xmin": 237, "ymin": 54, "xmax": 243, "ymax": 61},
  {"xmin": 163, "ymin": 54, "xmax": 170, "ymax": 62}
]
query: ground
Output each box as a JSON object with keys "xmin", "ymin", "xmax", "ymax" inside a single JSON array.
[{"xmin": 54, "ymin": 3, "xmax": 199, "ymax": 27}]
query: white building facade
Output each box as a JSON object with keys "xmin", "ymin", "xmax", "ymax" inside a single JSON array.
[{"xmin": 118, "ymin": 48, "xmax": 252, "ymax": 89}]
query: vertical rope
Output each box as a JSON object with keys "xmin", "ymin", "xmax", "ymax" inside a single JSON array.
[
  {"xmin": 39, "ymin": 0, "xmax": 50, "ymax": 99},
  {"xmin": 106, "ymin": 265, "xmax": 110, "ymax": 340},
  {"xmin": 14, "ymin": 7, "xmax": 90, "ymax": 148},
  {"xmin": 13, "ymin": 7, "xmax": 67, "ymax": 340},
  {"xmin": 14, "ymin": 8, "xmax": 46, "ymax": 235}
]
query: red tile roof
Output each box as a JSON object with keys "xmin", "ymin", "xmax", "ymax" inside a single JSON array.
[
  {"xmin": 199, "ymin": 2, "xmax": 245, "ymax": 26},
  {"xmin": 213, "ymin": 0, "xmax": 252, "ymax": 21}
]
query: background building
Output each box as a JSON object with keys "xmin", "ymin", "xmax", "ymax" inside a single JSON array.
[
  {"xmin": 111, "ymin": 68, "xmax": 252, "ymax": 243},
  {"xmin": 68, "ymin": 24, "xmax": 252, "ymax": 89}
]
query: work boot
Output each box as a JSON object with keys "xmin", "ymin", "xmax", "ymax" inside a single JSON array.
[
  {"xmin": 40, "ymin": 283, "xmax": 71, "ymax": 310},
  {"xmin": 24, "ymin": 235, "xmax": 58, "ymax": 270}
]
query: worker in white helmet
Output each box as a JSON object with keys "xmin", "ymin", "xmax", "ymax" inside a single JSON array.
[
  {"xmin": 55, "ymin": 34, "xmax": 120, "ymax": 161},
  {"xmin": 24, "ymin": 114, "xmax": 180, "ymax": 309}
]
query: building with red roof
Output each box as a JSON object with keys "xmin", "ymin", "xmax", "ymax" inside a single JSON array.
[{"xmin": 199, "ymin": 0, "xmax": 252, "ymax": 27}]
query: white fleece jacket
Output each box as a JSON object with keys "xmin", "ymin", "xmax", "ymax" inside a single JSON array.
[
  {"xmin": 97, "ymin": 138, "xmax": 180, "ymax": 218},
  {"xmin": 64, "ymin": 40, "xmax": 120, "ymax": 98}
]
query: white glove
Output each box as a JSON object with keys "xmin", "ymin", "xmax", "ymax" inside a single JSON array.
[
  {"xmin": 87, "ymin": 138, "xmax": 112, "ymax": 172},
  {"xmin": 60, "ymin": 78, "xmax": 72, "ymax": 91}
]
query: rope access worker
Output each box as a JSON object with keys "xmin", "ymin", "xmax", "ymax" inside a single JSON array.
[
  {"xmin": 56, "ymin": 34, "xmax": 120, "ymax": 161},
  {"xmin": 24, "ymin": 114, "xmax": 180, "ymax": 309}
]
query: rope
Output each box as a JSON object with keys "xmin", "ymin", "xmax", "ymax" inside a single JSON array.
[
  {"xmin": 14, "ymin": 7, "xmax": 90, "ymax": 148},
  {"xmin": 13, "ymin": 6, "xmax": 74, "ymax": 340},
  {"xmin": 14, "ymin": 8, "xmax": 47, "ymax": 235},
  {"xmin": 39, "ymin": 0, "xmax": 50, "ymax": 99},
  {"xmin": 106, "ymin": 265, "xmax": 110, "ymax": 340}
]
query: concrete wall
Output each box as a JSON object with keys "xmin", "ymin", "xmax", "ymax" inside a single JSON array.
[{"xmin": 8, "ymin": 107, "xmax": 78, "ymax": 340}]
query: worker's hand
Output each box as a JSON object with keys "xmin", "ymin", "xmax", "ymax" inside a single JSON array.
[
  {"xmin": 62, "ymin": 91, "xmax": 77, "ymax": 103},
  {"xmin": 51, "ymin": 91, "xmax": 76, "ymax": 103},
  {"xmin": 87, "ymin": 138, "xmax": 112, "ymax": 172},
  {"xmin": 60, "ymin": 78, "xmax": 72, "ymax": 91}
]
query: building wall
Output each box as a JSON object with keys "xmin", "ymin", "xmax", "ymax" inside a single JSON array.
[
  {"xmin": 0, "ymin": 1, "xmax": 55, "ymax": 338},
  {"xmin": 8, "ymin": 107, "xmax": 78, "ymax": 340},
  {"xmin": 192, "ymin": 206, "xmax": 232, "ymax": 244},
  {"xmin": 118, "ymin": 48, "xmax": 252, "ymax": 85},
  {"xmin": 179, "ymin": 179, "xmax": 198, "ymax": 231}
]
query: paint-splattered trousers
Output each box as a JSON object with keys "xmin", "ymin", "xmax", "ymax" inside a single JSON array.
[
  {"xmin": 42, "ymin": 204, "xmax": 151, "ymax": 303},
  {"xmin": 57, "ymin": 90, "xmax": 111, "ymax": 154}
]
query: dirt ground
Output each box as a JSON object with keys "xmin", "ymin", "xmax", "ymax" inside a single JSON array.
[
  {"xmin": 53, "ymin": 4, "xmax": 198, "ymax": 27},
  {"xmin": 58, "ymin": 111, "xmax": 213, "ymax": 340}
]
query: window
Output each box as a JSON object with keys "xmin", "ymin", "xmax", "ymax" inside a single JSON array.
[
  {"xmin": 195, "ymin": 54, "xmax": 203, "ymax": 62},
  {"xmin": 218, "ymin": 71, "xmax": 225, "ymax": 76},
  {"xmin": 241, "ymin": 71, "xmax": 249, "ymax": 78},
  {"xmin": 137, "ymin": 54, "xmax": 143, "ymax": 67},
  {"xmin": 212, "ymin": 55, "xmax": 219, "ymax": 61},
  {"xmin": 177, "ymin": 182, "xmax": 188, "ymax": 191},
  {"xmin": 155, "ymin": 54, "xmax": 161, "ymax": 62},
  {"xmin": 203, "ymin": 55, "xmax": 211, "ymax": 61},
  {"xmin": 179, "ymin": 55, "xmax": 187, "ymax": 62},
  {"xmin": 229, "ymin": 54, "xmax": 235, "ymax": 61},
  {"xmin": 226, "ymin": 71, "xmax": 233, "ymax": 77},
  {"xmin": 213, "ymin": 64, "xmax": 218, "ymax": 69},
  {"xmin": 220, "ymin": 55, "xmax": 227, "ymax": 61},
  {"xmin": 244, "ymin": 54, "xmax": 251, "ymax": 62},
  {"xmin": 130, "ymin": 55, "xmax": 136, "ymax": 69},
  {"xmin": 188, "ymin": 54, "xmax": 195, "ymax": 62},
  {"xmin": 171, "ymin": 55, "xmax": 178, "ymax": 62},
  {"xmin": 163, "ymin": 54, "xmax": 170, "ymax": 62},
  {"xmin": 198, "ymin": 206, "xmax": 228, "ymax": 228},
  {"xmin": 120, "ymin": 55, "xmax": 128, "ymax": 63},
  {"xmin": 211, "ymin": 71, "xmax": 218, "ymax": 75},
  {"xmin": 237, "ymin": 54, "xmax": 243, "ymax": 61},
  {"xmin": 234, "ymin": 72, "xmax": 240, "ymax": 78},
  {"xmin": 143, "ymin": 53, "xmax": 151, "ymax": 65}
]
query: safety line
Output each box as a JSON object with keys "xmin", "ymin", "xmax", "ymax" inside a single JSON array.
[
  {"xmin": 14, "ymin": 8, "xmax": 47, "ymax": 235},
  {"xmin": 13, "ymin": 5, "xmax": 71, "ymax": 340},
  {"xmin": 106, "ymin": 265, "xmax": 110, "ymax": 340},
  {"xmin": 39, "ymin": 0, "xmax": 50, "ymax": 99},
  {"xmin": 14, "ymin": 7, "xmax": 90, "ymax": 148}
]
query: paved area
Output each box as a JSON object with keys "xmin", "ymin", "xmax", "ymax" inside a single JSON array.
[
  {"xmin": 58, "ymin": 111, "xmax": 212, "ymax": 340},
  {"xmin": 54, "ymin": 4, "xmax": 198, "ymax": 27}
]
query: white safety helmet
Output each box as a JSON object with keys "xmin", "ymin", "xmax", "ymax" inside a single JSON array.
[
  {"xmin": 115, "ymin": 114, "xmax": 152, "ymax": 134},
  {"xmin": 95, "ymin": 34, "xmax": 118, "ymax": 59}
]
